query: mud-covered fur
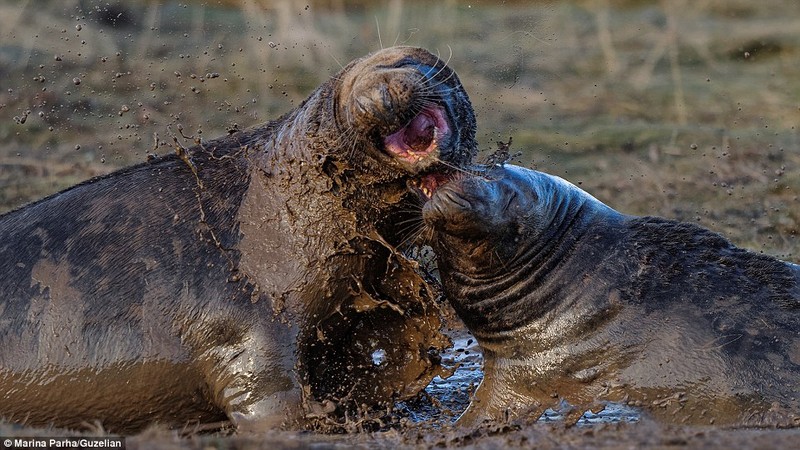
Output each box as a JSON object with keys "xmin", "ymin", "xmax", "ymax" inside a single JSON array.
[{"xmin": 0, "ymin": 46, "xmax": 476, "ymax": 433}]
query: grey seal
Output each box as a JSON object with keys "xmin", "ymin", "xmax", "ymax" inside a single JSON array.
[
  {"xmin": 0, "ymin": 46, "xmax": 477, "ymax": 433},
  {"xmin": 423, "ymin": 164, "xmax": 800, "ymax": 427}
]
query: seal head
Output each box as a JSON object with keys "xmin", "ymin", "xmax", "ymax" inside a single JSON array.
[{"xmin": 336, "ymin": 47, "xmax": 475, "ymax": 177}]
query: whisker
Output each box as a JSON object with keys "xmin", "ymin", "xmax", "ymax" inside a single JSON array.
[
  {"xmin": 327, "ymin": 73, "xmax": 346, "ymax": 83},
  {"xmin": 394, "ymin": 215, "xmax": 425, "ymax": 228},
  {"xmin": 421, "ymin": 48, "xmax": 456, "ymax": 90},
  {"xmin": 432, "ymin": 157, "xmax": 493, "ymax": 180},
  {"xmin": 391, "ymin": 200, "xmax": 428, "ymax": 214},
  {"xmin": 424, "ymin": 226, "xmax": 436, "ymax": 246},
  {"xmin": 325, "ymin": 47, "xmax": 345, "ymax": 71},
  {"xmin": 375, "ymin": 16, "xmax": 383, "ymax": 50},
  {"xmin": 412, "ymin": 98, "xmax": 441, "ymax": 110},
  {"xmin": 429, "ymin": 47, "xmax": 452, "ymax": 81},
  {"xmin": 418, "ymin": 84, "xmax": 459, "ymax": 97},
  {"xmin": 396, "ymin": 223, "xmax": 428, "ymax": 251},
  {"xmin": 424, "ymin": 69, "xmax": 458, "ymax": 92},
  {"xmin": 491, "ymin": 247, "xmax": 512, "ymax": 273}
]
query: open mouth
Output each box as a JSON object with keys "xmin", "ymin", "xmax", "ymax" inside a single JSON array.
[
  {"xmin": 383, "ymin": 105, "xmax": 450, "ymax": 165},
  {"xmin": 386, "ymin": 104, "xmax": 460, "ymax": 202},
  {"xmin": 409, "ymin": 172, "xmax": 454, "ymax": 201}
]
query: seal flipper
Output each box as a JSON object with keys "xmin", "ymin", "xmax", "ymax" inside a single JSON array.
[
  {"xmin": 202, "ymin": 319, "xmax": 305, "ymax": 431},
  {"xmin": 456, "ymin": 361, "xmax": 545, "ymax": 427}
]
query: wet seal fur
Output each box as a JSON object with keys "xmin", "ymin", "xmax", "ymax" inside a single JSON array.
[
  {"xmin": 0, "ymin": 46, "xmax": 477, "ymax": 433},
  {"xmin": 423, "ymin": 164, "xmax": 800, "ymax": 427}
]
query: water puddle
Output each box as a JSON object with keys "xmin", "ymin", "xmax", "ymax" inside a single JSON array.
[{"xmin": 404, "ymin": 328, "xmax": 640, "ymax": 426}]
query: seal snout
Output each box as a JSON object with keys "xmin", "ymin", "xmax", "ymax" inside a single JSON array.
[{"xmin": 422, "ymin": 178, "xmax": 492, "ymax": 238}]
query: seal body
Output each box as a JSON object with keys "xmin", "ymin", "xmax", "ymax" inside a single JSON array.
[
  {"xmin": 0, "ymin": 46, "xmax": 477, "ymax": 433},
  {"xmin": 423, "ymin": 164, "xmax": 800, "ymax": 427}
]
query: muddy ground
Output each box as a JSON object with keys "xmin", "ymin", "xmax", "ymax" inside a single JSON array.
[
  {"xmin": 2, "ymin": 321, "xmax": 799, "ymax": 449},
  {"xmin": 1, "ymin": 0, "xmax": 799, "ymax": 448}
]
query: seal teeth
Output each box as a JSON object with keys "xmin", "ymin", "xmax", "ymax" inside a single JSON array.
[{"xmin": 412, "ymin": 179, "xmax": 432, "ymax": 199}]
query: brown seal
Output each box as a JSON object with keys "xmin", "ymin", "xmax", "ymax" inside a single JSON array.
[
  {"xmin": 422, "ymin": 164, "xmax": 800, "ymax": 427},
  {"xmin": 0, "ymin": 46, "xmax": 477, "ymax": 433}
]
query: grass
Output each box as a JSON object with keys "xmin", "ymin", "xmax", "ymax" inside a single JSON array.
[
  {"xmin": 0, "ymin": 0, "xmax": 797, "ymax": 247},
  {"xmin": 2, "ymin": 1, "xmax": 798, "ymax": 256},
  {"xmin": 0, "ymin": 0, "xmax": 799, "ymax": 445}
]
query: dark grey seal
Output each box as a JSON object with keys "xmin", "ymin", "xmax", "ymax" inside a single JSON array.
[
  {"xmin": 0, "ymin": 46, "xmax": 477, "ymax": 433},
  {"xmin": 422, "ymin": 164, "xmax": 800, "ymax": 427}
]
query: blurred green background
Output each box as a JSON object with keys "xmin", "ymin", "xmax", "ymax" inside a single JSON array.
[{"xmin": 1, "ymin": 0, "xmax": 798, "ymax": 259}]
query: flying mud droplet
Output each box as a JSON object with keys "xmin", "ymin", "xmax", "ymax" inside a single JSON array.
[{"xmin": 13, "ymin": 111, "xmax": 30, "ymax": 124}]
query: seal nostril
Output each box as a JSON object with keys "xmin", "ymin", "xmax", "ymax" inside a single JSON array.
[
  {"xmin": 355, "ymin": 96, "xmax": 371, "ymax": 116},
  {"xmin": 380, "ymin": 83, "xmax": 393, "ymax": 112}
]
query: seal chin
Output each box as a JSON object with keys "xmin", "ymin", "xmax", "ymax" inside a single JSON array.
[{"xmin": 383, "ymin": 105, "xmax": 449, "ymax": 164}]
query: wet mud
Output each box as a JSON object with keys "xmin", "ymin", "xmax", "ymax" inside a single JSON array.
[
  {"xmin": 4, "ymin": 333, "xmax": 799, "ymax": 449},
  {"xmin": 405, "ymin": 323, "xmax": 641, "ymax": 428}
]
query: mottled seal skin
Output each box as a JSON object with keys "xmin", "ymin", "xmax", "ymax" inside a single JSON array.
[
  {"xmin": 0, "ymin": 46, "xmax": 477, "ymax": 433},
  {"xmin": 423, "ymin": 164, "xmax": 800, "ymax": 428}
]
